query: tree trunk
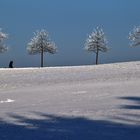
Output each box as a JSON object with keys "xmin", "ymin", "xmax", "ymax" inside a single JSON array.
[
  {"xmin": 96, "ymin": 49, "xmax": 99, "ymax": 65},
  {"xmin": 41, "ymin": 47, "xmax": 44, "ymax": 67}
]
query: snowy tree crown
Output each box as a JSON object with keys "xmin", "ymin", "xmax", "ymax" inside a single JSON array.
[
  {"xmin": 85, "ymin": 27, "xmax": 108, "ymax": 53},
  {"xmin": 27, "ymin": 29, "xmax": 57, "ymax": 55},
  {"xmin": 129, "ymin": 26, "xmax": 140, "ymax": 47},
  {"xmin": 0, "ymin": 28, "xmax": 8, "ymax": 53},
  {"xmin": 0, "ymin": 29, "xmax": 8, "ymax": 42}
]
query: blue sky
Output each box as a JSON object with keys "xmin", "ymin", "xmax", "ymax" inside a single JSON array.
[{"xmin": 0, "ymin": 0, "xmax": 140, "ymax": 67}]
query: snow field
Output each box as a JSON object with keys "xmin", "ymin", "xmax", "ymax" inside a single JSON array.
[{"xmin": 0, "ymin": 61, "xmax": 140, "ymax": 139}]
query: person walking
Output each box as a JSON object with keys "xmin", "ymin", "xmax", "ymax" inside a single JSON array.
[{"xmin": 9, "ymin": 61, "xmax": 13, "ymax": 68}]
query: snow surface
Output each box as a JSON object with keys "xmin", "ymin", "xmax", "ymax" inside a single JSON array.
[
  {"xmin": 0, "ymin": 61, "xmax": 140, "ymax": 140},
  {"xmin": 0, "ymin": 99, "xmax": 15, "ymax": 103}
]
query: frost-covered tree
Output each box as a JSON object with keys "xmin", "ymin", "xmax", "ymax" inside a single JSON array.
[
  {"xmin": 0, "ymin": 29, "xmax": 8, "ymax": 53},
  {"xmin": 129, "ymin": 26, "xmax": 140, "ymax": 47},
  {"xmin": 27, "ymin": 29, "xmax": 57, "ymax": 67},
  {"xmin": 85, "ymin": 27, "xmax": 108, "ymax": 65}
]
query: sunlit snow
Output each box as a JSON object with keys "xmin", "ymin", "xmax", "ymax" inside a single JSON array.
[{"xmin": 0, "ymin": 99, "xmax": 15, "ymax": 103}]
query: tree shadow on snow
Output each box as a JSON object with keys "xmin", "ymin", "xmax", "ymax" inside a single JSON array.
[
  {"xmin": 112, "ymin": 96, "xmax": 140, "ymax": 127},
  {"xmin": 0, "ymin": 112, "xmax": 140, "ymax": 140},
  {"xmin": 119, "ymin": 96, "xmax": 140, "ymax": 110}
]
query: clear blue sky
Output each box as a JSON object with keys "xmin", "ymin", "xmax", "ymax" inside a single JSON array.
[{"xmin": 0, "ymin": 0, "xmax": 140, "ymax": 67}]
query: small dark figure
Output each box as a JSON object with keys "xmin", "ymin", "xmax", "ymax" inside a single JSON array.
[{"xmin": 9, "ymin": 61, "xmax": 13, "ymax": 68}]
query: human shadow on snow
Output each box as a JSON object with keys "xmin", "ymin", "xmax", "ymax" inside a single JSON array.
[{"xmin": 0, "ymin": 112, "xmax": 140, "ymax": 140}]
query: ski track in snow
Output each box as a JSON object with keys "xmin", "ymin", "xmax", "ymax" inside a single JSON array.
[{"xmin": 0, "ymin": 61, "xmax": 140, "ymax": 140}]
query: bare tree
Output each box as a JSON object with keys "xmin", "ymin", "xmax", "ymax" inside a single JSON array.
[
  {"xmin": 85, "ymin": 27, "xmax": 108, "ymax": 65},
  {"xmin": 129, "ymin": 26, "xmax": 140, "ymax": 47},
  {"xmin": 0, "ymin": 28, "xmax": 8, "ymax": 53},
  {"xmin": 27, "ymin": 29, "xmax": 57, "ymax": 67}
]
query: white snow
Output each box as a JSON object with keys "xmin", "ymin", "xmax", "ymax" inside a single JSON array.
[
  {"xmin": 0, "ymin": 61, "xmax": 140, "ymax": 140},
  {"xmin": 0, "ymin": 99, "xmax": 15, "ymax": 103}
]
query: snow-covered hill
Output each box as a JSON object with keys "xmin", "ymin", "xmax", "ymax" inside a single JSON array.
[{"xmin": 0, "ymin": 61, "xmax": 140, "ymax": 140}]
